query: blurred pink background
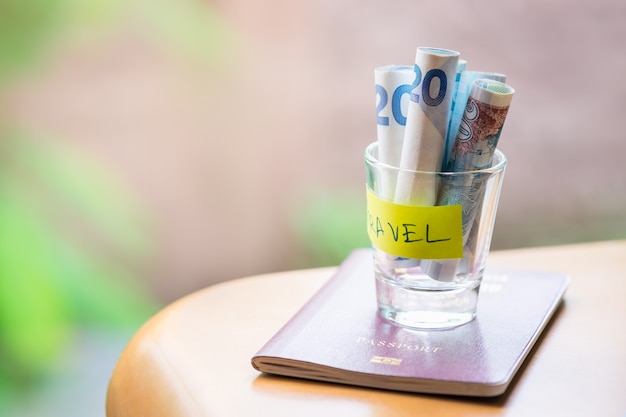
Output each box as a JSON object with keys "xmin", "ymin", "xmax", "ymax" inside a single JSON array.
[
  {"xmin": 5, "ymin": 0, "xmax": 626, "ymax": 302},
  {"xmin": 3, "ymin": 0, "xmax": 624, "ymax": 303}
]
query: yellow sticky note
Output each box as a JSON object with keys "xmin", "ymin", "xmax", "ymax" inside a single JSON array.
[{"xmin": 366, "ymin": 188, "xmax": 463, "ymax": 259}]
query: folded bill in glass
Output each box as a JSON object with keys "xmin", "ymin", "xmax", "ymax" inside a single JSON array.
[
  {"xmin": 393, "ymin": 47, "xmax": 459, "ymax": 207},
  {"xmin": 422, "ymin": 78, "xmax": 515, "ymax": 281}
]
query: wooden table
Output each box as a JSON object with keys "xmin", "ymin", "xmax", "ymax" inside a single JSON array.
[{"xmin": 106, "ymin": 241, "xmax": 626, "ymax": 416}]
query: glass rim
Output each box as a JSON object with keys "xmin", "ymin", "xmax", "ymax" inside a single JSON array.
[{"xmin": 364, "ymin": 141, "xmax": 507, "ymax": 176}]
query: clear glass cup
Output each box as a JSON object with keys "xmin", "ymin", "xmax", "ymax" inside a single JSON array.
[{"xmin": 365, "ymin": 141, "xmax": 507, "ymax": 330}]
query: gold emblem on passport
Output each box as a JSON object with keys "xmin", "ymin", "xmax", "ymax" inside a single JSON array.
[{"xmin": 370, "ymin": 356, "xmax": 403, "ymax": 365}]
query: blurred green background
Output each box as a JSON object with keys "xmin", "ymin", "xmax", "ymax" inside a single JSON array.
[
  {"xmin": 0, "ymin": 0, "xmax": 229, "ymax": 415},
  {"xmin": 1, "ymin": 0, "xmax": 625, "ymax": 415}
]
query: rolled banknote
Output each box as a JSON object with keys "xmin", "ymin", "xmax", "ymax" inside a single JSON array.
[
  {"xmin": 443, "ymin": 60, "xmax": 467, "ymax": 167},
  {"xmin": 375, "ymin": 65, "xmax": 415, "ymax": 201},
  {"xmin": 451, "ymin": 60, "xmax": 467, "ymax": 111},
  {"xmin": 456, "ymin": 59, "xmax": 468, "ymax": 81},
  {"xmin": 423, "ymin": 78, "xmax": 515, "ymax": 281},
  {"xmin": 393, "ymin": 47, "xmax": 459, "ymax": 206},
  {"xmin": 444, "ymin": 71, "xmax": 507, "ymax": 169},
  {"xmin": 446, "ymin": 78, "xmax": 514, "ymax": 171}
]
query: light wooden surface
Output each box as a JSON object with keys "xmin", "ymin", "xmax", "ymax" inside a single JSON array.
[{"xmin": 106, "ymin": 241, "xmax": 626, "ymax": 417}]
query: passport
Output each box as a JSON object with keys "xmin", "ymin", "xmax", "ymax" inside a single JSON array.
[{"xmin": 251, "ymin": 249, "xmax": 569, "ymax": 397}]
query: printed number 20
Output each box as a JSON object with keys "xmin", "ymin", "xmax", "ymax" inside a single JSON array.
[
  {"xmin": 376, "ymin": 65, "xmax": 447, "ymax": 127},
  {"xmin": 376, "ymin": 83, "xmax": 412, "ymax": 126},
  {"xmin": 410, "ymin": 64, "xmax": 448, "ymax": 107}
]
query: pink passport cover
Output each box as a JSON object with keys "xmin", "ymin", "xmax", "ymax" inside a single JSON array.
[{"xmin": 251, "ymin": 249, "xmax": 569, "ymax": 397}]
